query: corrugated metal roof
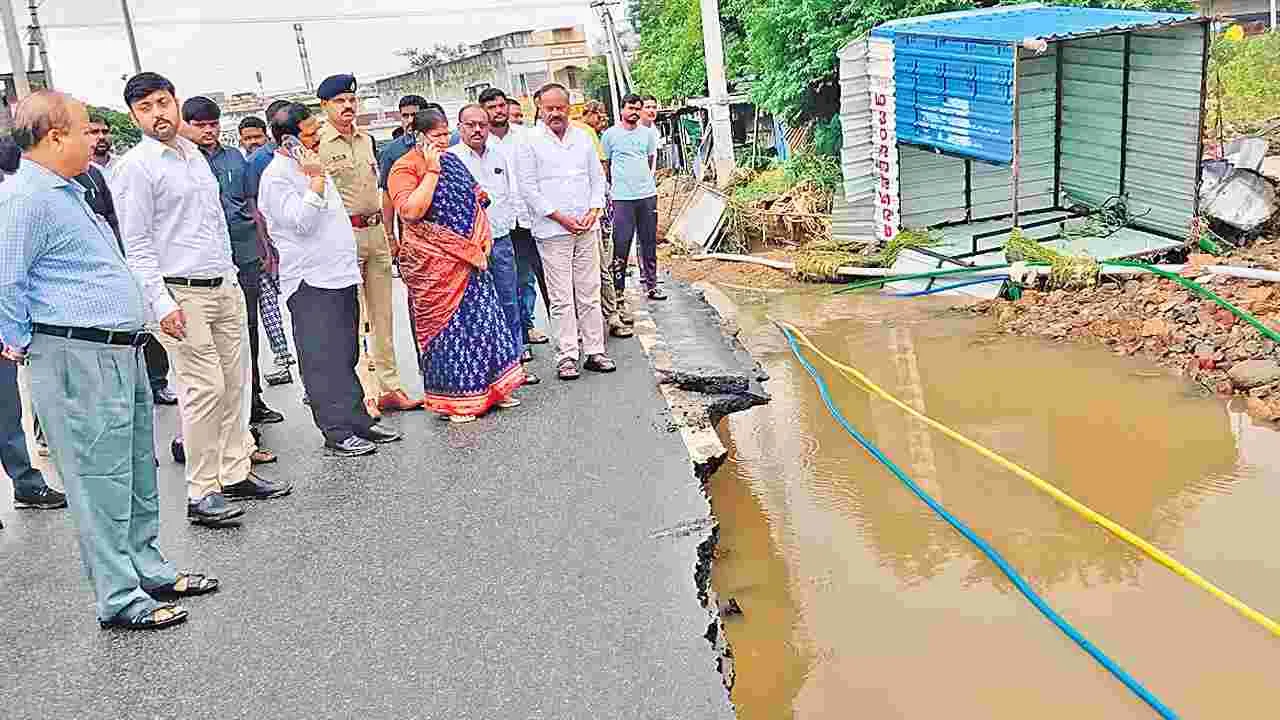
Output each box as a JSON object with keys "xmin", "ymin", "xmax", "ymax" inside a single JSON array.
[{"xmin": 871, "ymin": 4, "xmax": 1201, "ymax": 43}]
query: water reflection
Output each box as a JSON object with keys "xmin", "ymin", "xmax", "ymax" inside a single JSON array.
[{"xmin": 709, "ymin": 289, "xmax": 1280, "ymax": 718}]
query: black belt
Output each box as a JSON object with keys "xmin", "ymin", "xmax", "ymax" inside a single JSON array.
[
  {"xmin": 33, "ymin": 323, "xmax": 151, "ymax": 347},
  {"xmin": 164, "ymin": 276, "xmax": 223, "ymax": 288}
]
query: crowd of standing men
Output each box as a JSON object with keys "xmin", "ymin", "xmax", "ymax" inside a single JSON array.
[{"xmin": 0, "ymin": 70, "xmax": 666, "ymax": 630}]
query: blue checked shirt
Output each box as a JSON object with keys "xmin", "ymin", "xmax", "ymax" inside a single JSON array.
[{"xmin": 0, "ymin": 159, "xmax": 147, "ymax": 349}]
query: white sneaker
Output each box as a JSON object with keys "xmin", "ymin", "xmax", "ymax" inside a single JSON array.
[{"xmin": 498, "ymin": 398, "xmax": 522, "ymax": 409}]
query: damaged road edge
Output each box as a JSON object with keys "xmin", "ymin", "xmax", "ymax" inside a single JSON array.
[{"xmin": 628, "ymin": 281, "xmax": 771, "ymax": 706}]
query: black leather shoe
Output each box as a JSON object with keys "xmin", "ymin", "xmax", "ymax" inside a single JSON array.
[
  {"xmin": 520, "ymin": 348, "xmax": 534, "ymax": 364},
  {"xmin": 152, "ymin": 386, "xmax": 178, "ymax": 405},
  {"xmin": 223, "ymin": 472, "xmax": 293, "ymax": 502},
  {"xmin": 251, "ymin": 404, "xmax": 284, "ymax": 424},
  {"xmin": 187, "ymin": 493, "xmax": 245, "ymax": 526},
  {"xmin": 13, "ymin": 486, "xmax": 67, "ymax": 509},
  {"xmin": 357, "ymin": 424, "xmax": 403, "ymax": 444},
  {"xmin": 523, "ymin": 370, "xmax": 541, "ymax": 385},
  {"xmin": 325, "ymin": 435, "xmax": 377, "ymax": 457},
  {"xmin": 171, "ymin": 438, "xmax": 185, "ymax": 464}
]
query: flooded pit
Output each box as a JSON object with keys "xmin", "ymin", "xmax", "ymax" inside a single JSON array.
[{"xmin": 708, "ymin": 289, "xmax": 1280, "ymax": 718}]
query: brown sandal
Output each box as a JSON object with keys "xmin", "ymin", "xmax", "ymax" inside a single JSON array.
[{"xmin": 557, "ymin": 359, "xmax": 580, "ymax": 380}]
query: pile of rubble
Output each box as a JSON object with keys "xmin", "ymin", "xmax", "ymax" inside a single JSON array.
[{"xmin": 972, "ymin": 248, "xmax": 1280, "ymax": 422}]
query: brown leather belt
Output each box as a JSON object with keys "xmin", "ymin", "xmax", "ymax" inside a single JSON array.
[{"xmin": 349, "ymin": 213, "xmax": 382, "ymax": 229}]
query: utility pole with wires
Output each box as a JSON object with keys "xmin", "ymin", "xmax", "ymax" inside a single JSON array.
[
  {"xmin": 0, "ymin": 0, "xmax": 28, "ymax": 98},
  {"xmin": 294, "ymin": 22, "xmax": 314, "ymax": 92},
  {"xmin": 591, "ymin": 0, "xmax": 631, "ymax": 101},
  {"xmin": 26, "ymin": 0, "xmax": 50, "ymax": 88},
  {"xmin": 698, "ymin": 0, "xmax": 735, "ymax": 185},
  {"xmin": 120, "ymin": 0, "xmax": 141, "ymax": 73}
]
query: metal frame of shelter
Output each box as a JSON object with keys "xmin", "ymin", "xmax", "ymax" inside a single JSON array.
[{"xmin": 837, "ymin": 5, "xmax": 1215, "ymax": 263}]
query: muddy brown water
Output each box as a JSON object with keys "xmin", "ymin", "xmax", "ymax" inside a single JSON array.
[{"xmin": 708, "ymin": 288, "xmax": 1280, "ymax": 719}]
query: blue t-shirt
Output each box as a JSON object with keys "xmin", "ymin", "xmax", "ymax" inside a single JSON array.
[
  {"xmin": 244, "ymin": 141, "xmax": 277, "ymax": 202},
  {"xmin": 601, "ymin": 125, "xmax": 658, "ymax": 201},
  {"xmin": 377, "ymin": 134, "xmax": 416, "ymax": 191}
]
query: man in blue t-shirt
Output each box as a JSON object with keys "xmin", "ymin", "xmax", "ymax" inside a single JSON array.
[{"xmin": 602, "ymin": 93, "xmax": 664, "ymax": 301}]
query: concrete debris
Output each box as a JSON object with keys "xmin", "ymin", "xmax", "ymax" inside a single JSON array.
[
  {"xmin": 1225, "ymin": 137, "xmax": 1270, "ymax": 173},
  {"xmin": 1200, "ymin": 161, "xmax": 1279, "ymax": 235},
  {"xmin": 717, "ymin": 598, "xmax": 744, "ymax": 618},
  {"xmin": 1227, "ymin": 359, "xmax": 1280, "ymax": 389},
  {"xmin": 1264, "ymin": 156, "xmax": 1280, "ymax": 184}
]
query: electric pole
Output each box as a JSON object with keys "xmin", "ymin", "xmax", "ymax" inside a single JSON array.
[
  {"xmin": 698, "ymin": 0, "xmax": 735, "ymax": 184},
  {"xmin": 26, "ymin": 0, "xmax": 50, "ymax": 88},
  {"xmin": 604, "ymin": 47, "xmax": 622, "ymax": 119},
  {"xmin": 120, "ymin": 0, "xmax": 141, "ymax": 73},
  {"xmin": 294, "ymin": 23, "xmax": 314, "ymax": 92},
  {"xmin": 0, "ymin": 0, "xmax": 29, "ymax": 98}
]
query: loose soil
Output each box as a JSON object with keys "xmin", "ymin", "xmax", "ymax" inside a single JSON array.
[{"xmin": 971, "ymin": 235, "xmax": 1280, "ymax": 424}]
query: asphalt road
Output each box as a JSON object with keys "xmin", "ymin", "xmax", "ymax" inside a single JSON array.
[{"xmin": 0, "ymin": 280, "xmax": 734, "ymax": 720}]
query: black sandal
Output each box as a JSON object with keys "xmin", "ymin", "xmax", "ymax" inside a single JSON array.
[
  {"xmin": 149, "ymin": 572, "xmax": 220, "ymax": 598},
  {"xmin": 584, "ymin": 354, "xmax": 617, "ymax": 373},
  {"xmin": 99, "ymin": 603, "xmax": 189, "ymax": 630}
]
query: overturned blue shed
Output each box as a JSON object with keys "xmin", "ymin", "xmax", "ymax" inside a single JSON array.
[{"xmin": 836, "ymin": 4, "xmax": 1212, "ymax": 268}]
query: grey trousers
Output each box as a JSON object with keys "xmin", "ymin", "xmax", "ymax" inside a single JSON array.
[{"xmin": 27, "ymin": 334, "xmax": 177, "ymax": 623}]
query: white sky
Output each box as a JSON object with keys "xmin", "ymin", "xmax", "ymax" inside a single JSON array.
[{"xmin": 5, "ymin": 0, "xmax": 601, "ymax": 109}]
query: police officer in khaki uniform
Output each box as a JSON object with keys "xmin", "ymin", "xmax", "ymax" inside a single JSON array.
[{"xmin": 315, "ymin": 74, "xmax": 422, "ymax": 415}]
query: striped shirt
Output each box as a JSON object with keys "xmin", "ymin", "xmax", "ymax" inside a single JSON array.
[{"xmin": 0, "ymin": 159, "xmax": 146, "ymax": 349}]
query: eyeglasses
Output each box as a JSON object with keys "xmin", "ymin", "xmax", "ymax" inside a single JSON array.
[{"xmin": 459, "ymin": 121, "xmax": 488, "ymax": 131}]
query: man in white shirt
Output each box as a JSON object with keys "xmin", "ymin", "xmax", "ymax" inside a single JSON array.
[
  {"xmin": 449, "ymin": 104, "xmax": 538, "ymax": 387},
  {"xmin": 113, "ymin": 72, "xmax": 291, "ymax": 527},
  {"xmin": 481, "ymin": 88, "xmax": 551, "ymax": 353},
  {"xmin": 516, "ymin": 83, "xmax": 614, "ymax": 381},
  {"xmin": 258, "ymin": 103, "xmax": 403, "ymax": 456},
  {"xmin": 88, "ymin": 111, "xmax": 120, "ymax": 177}
]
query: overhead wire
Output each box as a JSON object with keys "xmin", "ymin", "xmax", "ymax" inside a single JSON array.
[{"xmin": 44, "ymin": 1, "xmax": 590, "ymax": 29}]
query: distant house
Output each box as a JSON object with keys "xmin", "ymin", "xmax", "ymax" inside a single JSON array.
[
  {"xmin": 1200, "ymin": 0, "xmax": 1276, "ymax": 28},
  {"xmin": 373, "ymin": 26, "xmax": 593, "ymax": 114}
]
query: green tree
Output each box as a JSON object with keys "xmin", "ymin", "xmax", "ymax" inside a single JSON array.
[
  {"xmin": 583, "ymin": 57, "xmax": 612, "ymax": 103},
  {"xmin": 631, "ymin": 0, "xmax": 710, "ymax": 102},
  {"xmin": 635, "ymin": 0, "xmax": 1196, "ymax": 143},
  {"xmin": 396, "ymin": 42, "xmax": 470, "ymax": 70},
  {"xmin": 88, "ymin": 105, "xmax": 141, "ymax": 150}
]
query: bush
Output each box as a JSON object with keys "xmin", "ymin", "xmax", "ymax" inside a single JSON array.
[
  {"xmin": 1208, "ymin": 31, "xmax": 1280, "ymax": 134},
  {"xmin": 812, "ymin": 115, "xmax": 842, "ymax": 158},
  {"xmin": 784, "ymin": 151, "xmax": 841, "ymax": 194}
]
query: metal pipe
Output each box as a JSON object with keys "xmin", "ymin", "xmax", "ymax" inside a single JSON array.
[
  {"xmin": 0, "ymin": 0, "xmax": 30, "ymax": 98},
  {"xmin": 120, "ymin": 0, "xmax": 141, "ymax": 74},
  {"xmin": 1010, "ymin": 45, "xmax": 1021, "ymax": 226},
  {"xmin": 27, "ymin": 0, "xmax": 50, "ymax": 87},
  {"xmin": 1119, "ymin": 33, "xmax": 1132, "ymax": 197}
]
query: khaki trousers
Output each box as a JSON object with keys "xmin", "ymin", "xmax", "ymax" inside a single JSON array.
[
  {"xmin": 154, "ymin": 281, "xmax": 253, "ymax": 500},
  {"xmin": 354, "ymin": 224, "xmax": 402, "ymax": 400},
  {"xmin": 537, "ymin": 228, "xmax": 605, "ymax": 364}
]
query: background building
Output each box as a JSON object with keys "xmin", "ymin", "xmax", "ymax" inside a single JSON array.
[{"xmin": 374, "ymin": 25, "xmax": 592, "ymax": 119}]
